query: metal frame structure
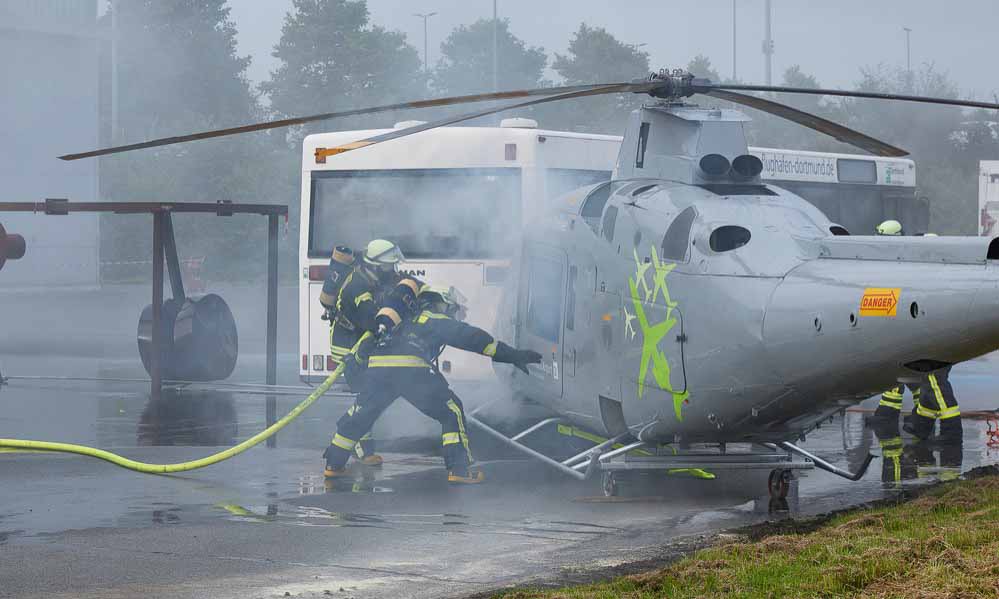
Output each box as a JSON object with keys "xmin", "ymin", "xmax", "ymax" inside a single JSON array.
[
  {"xmin": 0, "ymin": 199, "xmax": 288, "ymax": 445},
  {"xmin": 465, "ymin": 413, "xmax": 878, "ymax": 497}
]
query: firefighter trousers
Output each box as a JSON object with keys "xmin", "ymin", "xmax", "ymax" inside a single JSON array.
[
  {"xmin": 874, "ymin": 383, "xmax": 921, "ymax": 419},
  {"xmin": 910, "ymin": 367, "xmax": 962, "ymax": 441},
  {"xmin": 325, "ymin": 368, "xmax": 473, "ymax": 471}
]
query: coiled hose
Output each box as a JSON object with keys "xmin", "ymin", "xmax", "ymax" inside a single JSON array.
[{"xmin": 0, "ymin": 363, "xmax": 345, "ymax": 474}]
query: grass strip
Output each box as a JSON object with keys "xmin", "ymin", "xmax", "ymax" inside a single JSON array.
[{"xmin": 499, "ymin": 472, "xmax": 999, "ymax": 598}]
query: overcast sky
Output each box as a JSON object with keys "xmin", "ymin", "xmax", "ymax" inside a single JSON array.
[{"xmin": 225, "ymin": 0, "xmax": 999, "ymax": 101}]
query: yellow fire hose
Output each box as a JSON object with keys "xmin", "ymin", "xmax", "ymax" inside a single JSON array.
[{"xmin": 0, "ymin": 363, "xmax": 345, "ymax": 474}]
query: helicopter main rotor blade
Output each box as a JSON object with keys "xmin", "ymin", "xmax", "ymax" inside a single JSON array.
[
  {"xmin": 707, "ymin": 84, "xmax": 999, "ymax": 111},
  {"xmin": 58, "ymin": 82, "xmax": 633, "ymax": 161},
  {"xmin": 704, "ymin": 89, "xmax": 909, "ymax": 157},
  {"xmin": 313, "ymin": 82, "xmax": 655, "ymax": 161}
]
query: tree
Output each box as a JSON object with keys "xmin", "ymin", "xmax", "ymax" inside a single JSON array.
[
  {"xmin": 433, "ymin": 18, "xmax": 547, "ymax": 96},
  {"xmin": 99, "ymin": 1, "xmax": 292, "ymax": 283},
  {"xmin": 541, "ymin": 23, "xmax": 650, "ymax": 133},
  {"xmin": 111, "ymin": 0, "xmax": 257, "ymax": 141},
  {"xmin": 262, "ymin": 0, "xmax": 422, "ymax": 132},
  {"xmin": 686, "ymin": 54, "xmax": 721, "ymax": 82}
]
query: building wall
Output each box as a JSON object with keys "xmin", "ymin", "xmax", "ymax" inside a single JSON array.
[{"xmin": 0, "ymin": 0, "xmax": 99, "ymax": 287}]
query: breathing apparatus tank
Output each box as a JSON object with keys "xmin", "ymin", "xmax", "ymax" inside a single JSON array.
[{"xmin": 319, "ymin": 245, "xmax": 357, "ymax": 319}]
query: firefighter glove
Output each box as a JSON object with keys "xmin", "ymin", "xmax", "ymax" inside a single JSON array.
[{"xmin": 492, "ymin": 342, "xmax": 542, "ymax": 374}]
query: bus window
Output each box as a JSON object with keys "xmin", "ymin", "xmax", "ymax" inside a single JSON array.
[
  {"xmin": 309, "ymin": 168, "xmax": 521, "ymax": 259},
  {"xmin": 547, "ymin": 169, "xmax": 611, "ymax": 201},
  {"xmin": 602, "ymin": 205, "xmax": 619, "ymax": 243},
  {"xmin": 661, "ymin": 206, "xmax": 696, "ymax": 262},
  {"xmin": 527, "ymin": 256, "xmax": 563, "ymax": 343},
  {"xmin": 837, "ymin": 159, "xmax": 877, "ymax": 184}
]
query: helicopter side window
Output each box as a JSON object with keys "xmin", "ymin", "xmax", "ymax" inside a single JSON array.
[
  {"xmin": 602, "ymin": 205, "xmax": 618, "ymax": 243},
  {"xmin": 709, "ymin": 225, "xmax": 752, "ymax": 252},
  {"xmin": 661, "ymin": 206, "xmax": 696, "ymax": 262},
  {"xmin": 526, "ymin": 256, "xmax": 563, "ymax": 343}
]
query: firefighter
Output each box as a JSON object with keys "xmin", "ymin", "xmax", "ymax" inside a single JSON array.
[
  {"xmin": 323, "ymin": 285, "xmax": 542, "ymax": 484},
  {"xmin": 904, "ymin": 366, "xmax": 963, "ymax": 443},
  {"xmin": 872, "ymin": 219, "xmax": 914, "ymax": 421},
  {"xmin": 875, "ymin": 219, "xmax": 904, "ymax": 236},
  {"xmin": 330, "ymin": 239, "xmax": 408, "ymax": 465},
  {"xmin": 873, "ymin": 383, "xmax": 922, "ymax": 421}
]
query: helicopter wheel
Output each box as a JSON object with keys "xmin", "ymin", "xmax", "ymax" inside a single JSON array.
[
  {"xmin": 602, "ymin": 472, "xmax": 619, "ymax": 497},
  {"xmin": 768, "ymin": 469, "xmax": 792, "ymax": 500}
]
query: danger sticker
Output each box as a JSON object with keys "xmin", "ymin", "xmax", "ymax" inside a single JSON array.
[{"xmin": 860, "ymin": 288, "xmax": 900, "ymax": 317}]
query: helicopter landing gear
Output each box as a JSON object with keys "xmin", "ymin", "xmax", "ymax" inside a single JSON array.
[
  {"xmin": 767, "ymin": 468, "xmax": 792, "ymax": 499},
  {"xmin": 602, "ymin": 471, "xmax": 619, "ymax": 497}
]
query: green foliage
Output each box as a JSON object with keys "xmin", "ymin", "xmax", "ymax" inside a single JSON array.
[
  {"xmin": 540, "ymin": 23, "xmax": 650, "ymax": 134},
  {"xmin": 498, "ymin": 474, "xmax": 999, "ymax": 598},
  {"xmin": 686, "ymin": 54, "xmax": 721, "ymax": 82},
  {"xmin": 110, "ymin": 0, "xmax": 257, "ymax": 139},
  {"xmin": 261, "ymin": 0, "xmax": 422, "ymax": 135},
  {"xmin": 433, "ymin": 18, "xmax": 547, "ymax": 96},
  {"xmin": 99, "ymin": 0, "xmax": 292, "ymax": 283}
]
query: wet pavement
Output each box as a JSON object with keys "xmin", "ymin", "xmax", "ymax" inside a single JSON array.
[{"xmin": 1, "ymin": 287, "xmax": 998, "ymax": 598}]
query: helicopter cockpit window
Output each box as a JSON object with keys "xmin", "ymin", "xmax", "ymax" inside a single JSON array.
[
  {"xmin": 580, "ymin": 182, "xmax": 612, "ymax": 232},
  {"xmin": 661, "ymin": 206, "xmax": 696, "ymax": 262},
  {"xmin": 709, "ymin": 225, "xmax": 752, "ymax": 252},
  {"xmin": 602, "ymin": 205, "xmax": 619, "ymax": 243}
]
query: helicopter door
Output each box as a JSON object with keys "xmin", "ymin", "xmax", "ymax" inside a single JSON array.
[{"xmin": 518, "ymin": 243, "xmax": 566, "ymax": 399}]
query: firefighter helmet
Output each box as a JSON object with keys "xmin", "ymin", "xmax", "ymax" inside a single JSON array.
[
  {"xmin": 876, "ymin": 220, "xmax": 903, "ymax": 236},
  {"xmin": 418, "ymin": 285, "xmax": 468, "ymax": 320},
  {"xmin": 363, "ymin": 239, "xmax": 404, "ymax": 266}
]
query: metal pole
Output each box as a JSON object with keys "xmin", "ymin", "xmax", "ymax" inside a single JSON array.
[
  {"xmin": 110, "ymin": 0, "xmax": 118, "ymax": 143},
  {"xmin": 492, "ymin": 0, "xmax": 498, "ymax": 93},
  {"xmin": 732, "ymin": 0, "xmax": 737, "ymax": 81},
  {"xmin": 151, "ymin": 212, "xmax": 164, "ymax": 402},
  {"xmin": 413, "ymin": 12, "xmax": 437, "ymax": 88},
  {"xmin": 161, "ymin": 212, "xmax": 185, "ymax": 301},
  {"xmin": 763, "ymin": 0, "xmax": 773, "ymax": 85},
  {"xmin": 265, "ymin": 214, "xmax": 278, "ymax": 448},
  {"xmin": 904, "ymin": 27, "xmax": 912, "ymax": 74}
]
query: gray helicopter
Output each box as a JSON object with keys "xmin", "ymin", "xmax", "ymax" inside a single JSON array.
[{"xmin": 62, "ymin": 69, "xmax": 999, "ymax": 498}]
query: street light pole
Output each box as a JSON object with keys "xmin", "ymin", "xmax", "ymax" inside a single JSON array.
[
  {"xmin": 413, "ymin": 12, "xmax": 437, "ymax": 76},
  {"xmin": 492, "ymin": 0, "xmax": 498, "ymax": 93},
  {"xmin": 732, "ymin": 0, "xmax": 737, "ymax": 81},
  {"xmin": 903, "ymin": 27, "xmax": 912, "ymax": 74},
  {"xmin": 763, "ymin": 0, "xmax": 774, "ymax": 85}
]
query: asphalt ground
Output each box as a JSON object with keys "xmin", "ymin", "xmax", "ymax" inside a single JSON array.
[{"xmin": 1, "ymin": 285, "xmax": 998, "ymax": 598}]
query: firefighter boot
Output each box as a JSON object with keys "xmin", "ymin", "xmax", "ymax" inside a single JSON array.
[
  {"xmin": 937, "ymin": 416, "xmax": 964, "ymax": 446},
  {"xmin": 354, "ymin": 434, "xmax": 383, "ymax": 467},
  {"xmin": 443, "ymin": 440, "xmax": 483, "ymax": 484},
  {"xmin": 323, "ymin": 444, "xmax": 352, "ymax": 478}
]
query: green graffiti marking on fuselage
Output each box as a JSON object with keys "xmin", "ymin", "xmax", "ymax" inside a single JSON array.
[{"xmin": 629, "ymin": 247, "xmax": 690, "ymax": 420}]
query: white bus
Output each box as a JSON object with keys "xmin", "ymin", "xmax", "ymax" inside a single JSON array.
[
  {"xmin": 752, "ymin": 147, "xmax": 921, "ymax": 235},
  {"xmin": 299, "ymin": 123, "xmax": 918, "ymax": 382},
  {"xmin": 299, "ymin": 119, "xmax": 619, "ymax": 382}
]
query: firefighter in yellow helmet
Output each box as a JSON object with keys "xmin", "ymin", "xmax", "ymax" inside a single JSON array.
[
  {"xmin": 324, "ymin": 285, "xmax": 542, "ymax": 484},
  {"xmin": 875, "ymin": 219, "xmax": 903, "ymax": 236},
  {"xmin": 872, "ymin": 219, "xmax": 920, "ymax": 421},
  {"xmin": 327, "ymin": 239, "xmax": 409, "ymax": 465}
]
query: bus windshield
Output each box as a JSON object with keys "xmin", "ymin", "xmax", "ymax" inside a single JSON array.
[{"xmin": 310, "ymin": 168, "xmax": 521, "ymax": 259}]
